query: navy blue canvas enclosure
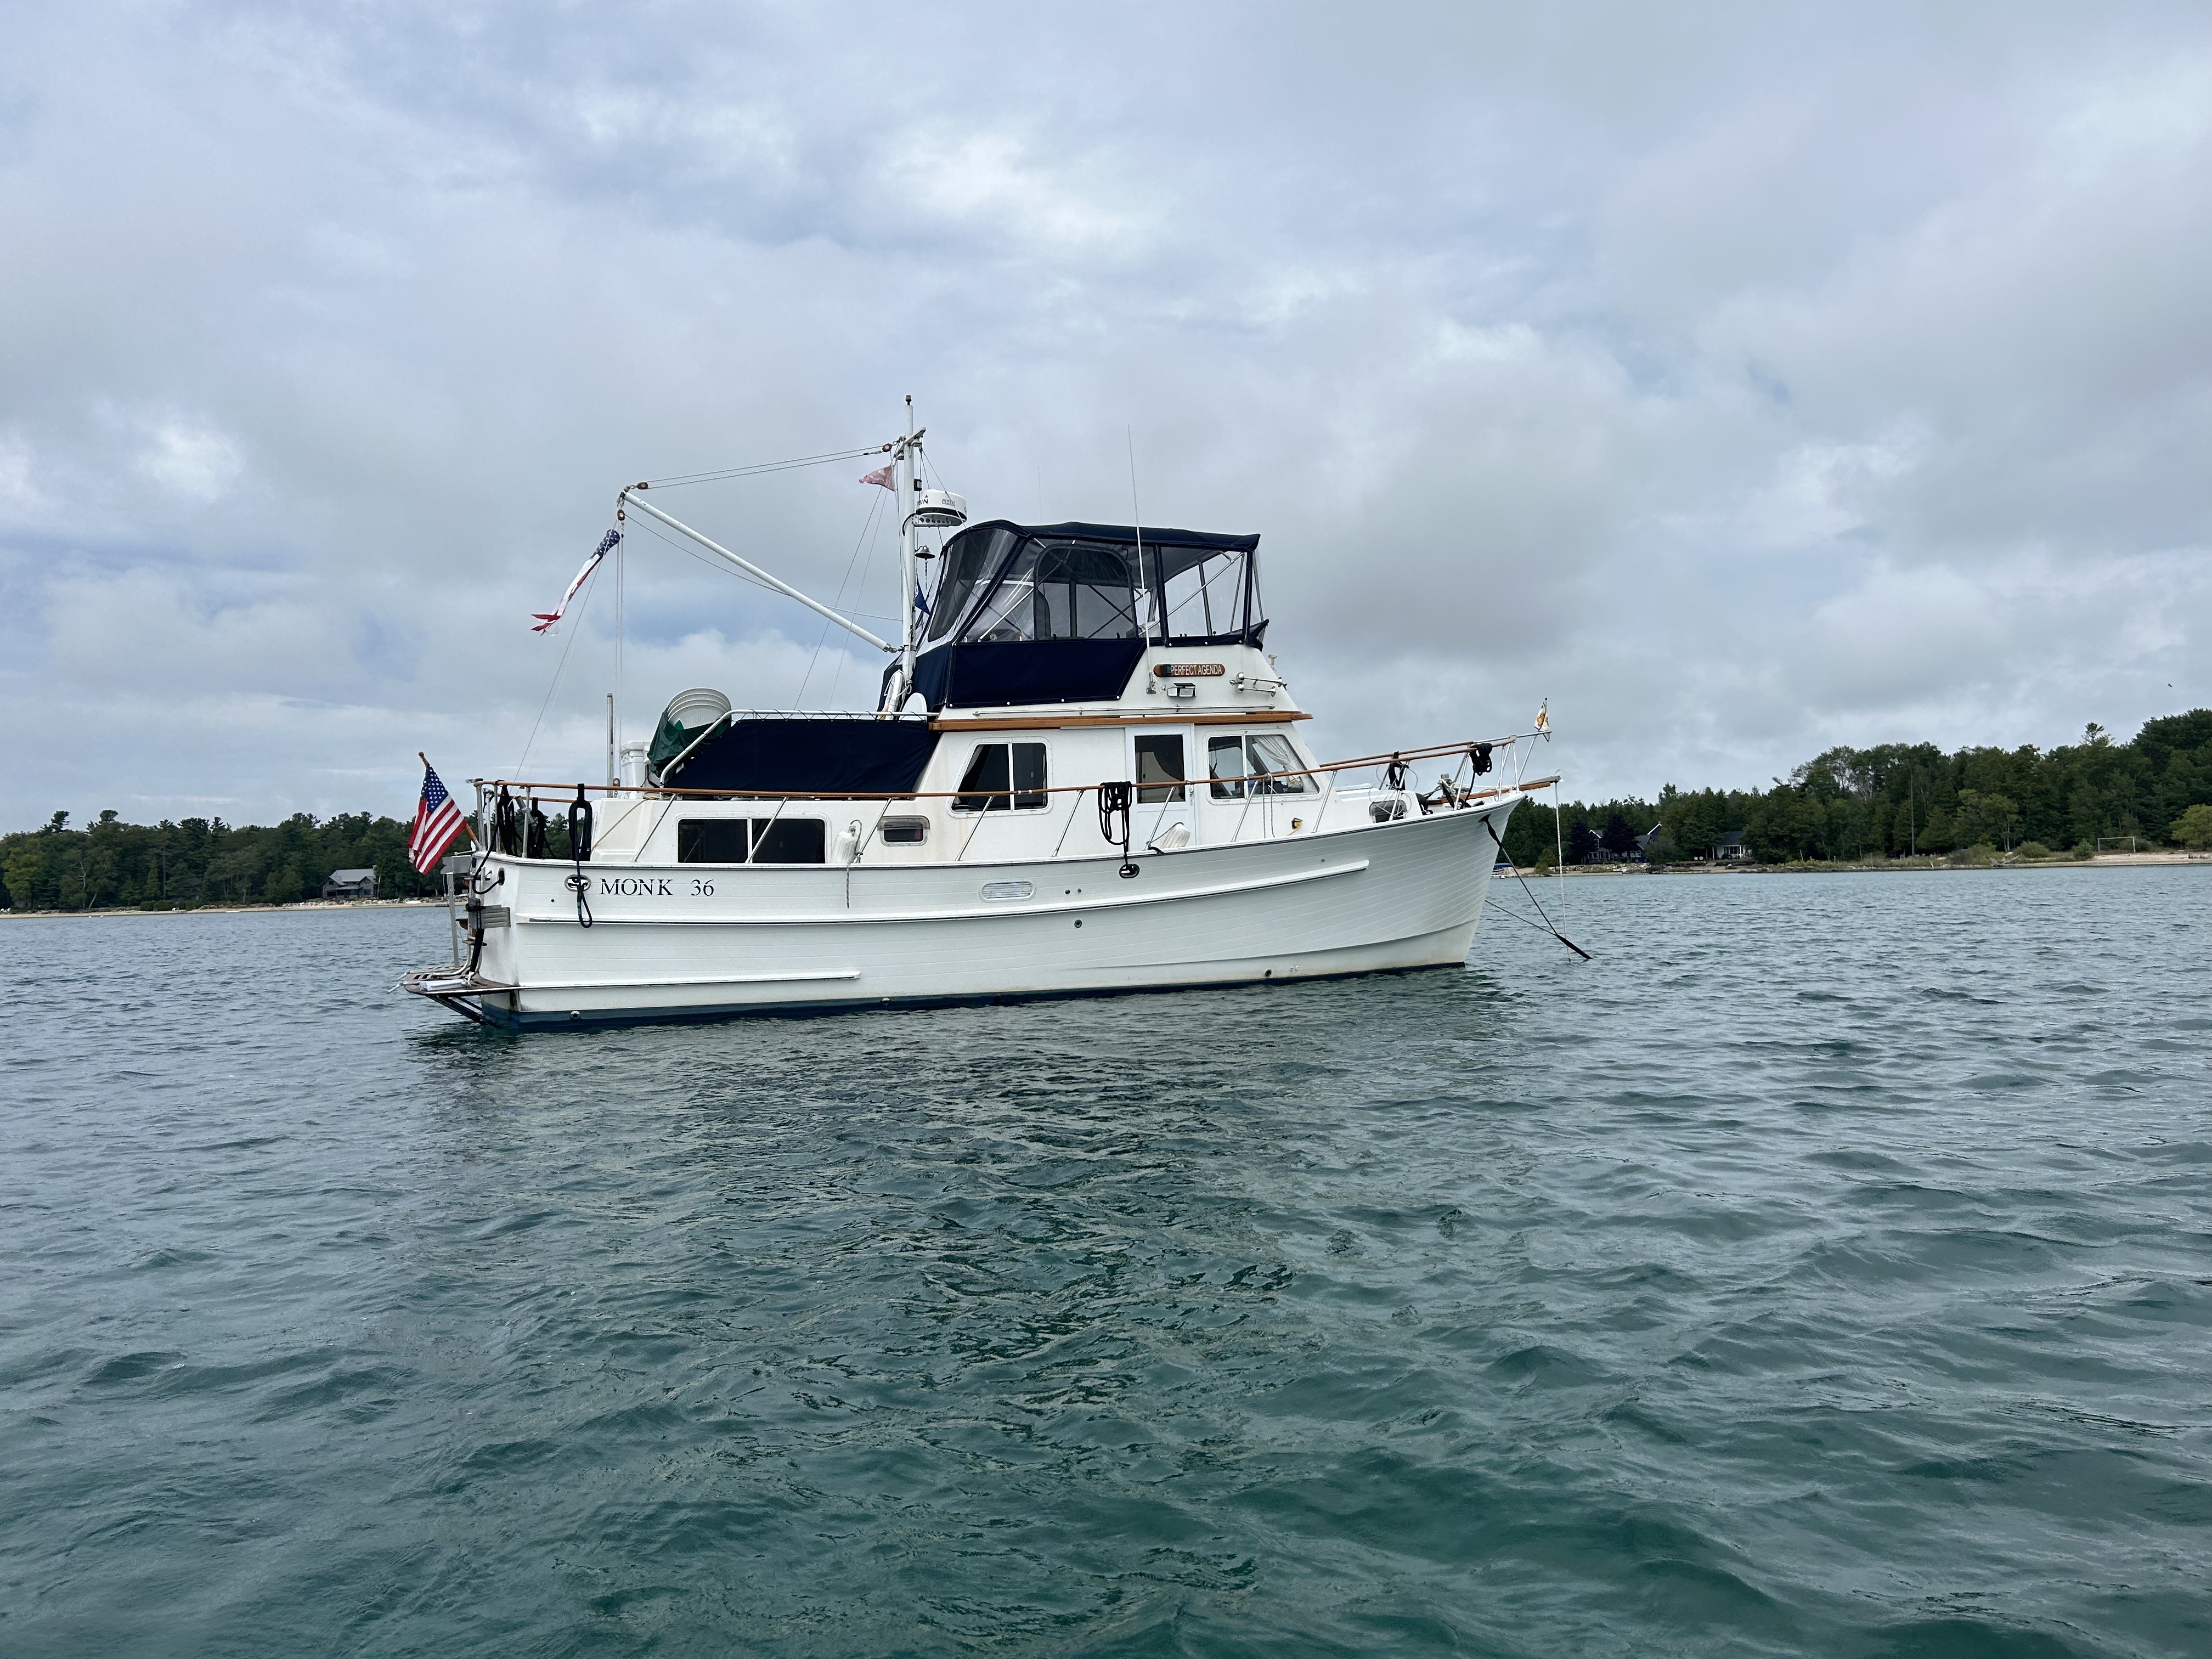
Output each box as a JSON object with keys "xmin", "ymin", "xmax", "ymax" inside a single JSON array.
[
  {"xmin": 911, "ymin": 638, "xmax": 1148, "ymax": 710},
  {"xmin": 908, "ymin": 520, "xmax": 1266, "ymax": 709},
  {"xmin": 664, "ymin": 718, "xmax": 939, "ymax": 796}
]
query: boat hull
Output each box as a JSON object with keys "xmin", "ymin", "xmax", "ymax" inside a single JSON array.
[{"xmin": 425, "ymin": 798, "xmax": 1516, "ymax": 1029}]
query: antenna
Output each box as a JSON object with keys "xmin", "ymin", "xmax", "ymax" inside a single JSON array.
[{"xmin": 1127, "ymin": 427, "xmax": 1152, "ymax": 642}]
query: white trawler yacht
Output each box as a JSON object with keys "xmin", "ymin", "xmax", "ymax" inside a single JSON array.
[{"xmin": 403, "ymin": 411, "xmax": 1558, "ymax": 1028}]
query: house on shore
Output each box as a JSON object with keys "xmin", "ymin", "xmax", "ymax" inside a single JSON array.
[
  {"xmin": 323, "ymin": 868, "xmax": 378, "ymax": 900},
  {"xmin": 1712, "ymin": 831, "xmax": 1751, "ymax": 862}
]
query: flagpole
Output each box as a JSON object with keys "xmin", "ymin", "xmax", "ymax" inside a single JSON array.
[{"xmin": 417, "ymin": 753, "xmax": 475, "ymax": 847}]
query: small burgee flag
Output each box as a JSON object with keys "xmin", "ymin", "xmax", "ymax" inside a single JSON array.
[
  {"xmin": 859, "ymin": 465, "xmax": 894, "ymax": 490},
  {"xmin": 409, "ymin": 755, "xmax": 470, "ymax": 873}
]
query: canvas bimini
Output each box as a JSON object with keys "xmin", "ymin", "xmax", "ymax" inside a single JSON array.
[{"xmin": 402, "ymin": 410, "xmax": 1560, "ymax": 1028}]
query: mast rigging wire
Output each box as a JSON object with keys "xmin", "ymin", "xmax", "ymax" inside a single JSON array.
[
  {"xmin": 628, "ymin": 513, "xmax": 896, "ymax": 623},
  {"xmin": 637, "ymin": 445, "xmax": 888, "ymax": 490},
  {"xmin": 516, "ymin": 558, "xmax": 602, "ymax": 776},
  {"xmin": 795, "ymin": 488, "xmax": 887, "ymax": 707}
]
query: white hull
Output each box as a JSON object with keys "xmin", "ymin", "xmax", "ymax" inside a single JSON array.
[{"xmin": 418, "ymin": 797, "xmax": 1519, "ymax": 1028}]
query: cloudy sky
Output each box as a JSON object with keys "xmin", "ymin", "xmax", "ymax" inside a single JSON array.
[{"xmin": 4, "ymin": 2, "xmax": 2209, "ymax": 829}]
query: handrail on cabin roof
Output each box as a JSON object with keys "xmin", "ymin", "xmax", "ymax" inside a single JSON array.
[{"xmin": 474, "ymin": 732, "xmax": 1548, "ymax": 804}]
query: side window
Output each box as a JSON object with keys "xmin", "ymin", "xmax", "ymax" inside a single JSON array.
[
  {"xmin": 953, "ymin": 743, "xmax": 1049, "ymax": 812},
  {"xmin": 953, "ymin": 743, "xmax": 1010, "ymax": 812},
  {"xmin": 879, "ymin": 816, "xmax": 928, "ymax": 844},
  {"xmin": 751, "ymin": 818, "xmax": 826, "ymax": 864},
  {"xmin": 1011, "ymin": 742, "xmax": 1047, "ymax": 810},
  {"xmin": 677, "ymin": 819, "xmax": 751, "ymax": 862},
  {"xmin": 1248, "ymin": 733, "xmax": 1314, "ymax": 794},
  {"xmin": 1207, "ymin": 736, "xmax": 1246, "ymax": 800},
  {"xmin": 1135, "ymin": 734, "xmax": 1186, "ymax": 803},
  {"xmin": 1206, "ymin": 735, "xmax": 1314, "ymax": 800},
  {"xmin": 675, "ymin": 817, "xmax": 826, "ymax": 862}
]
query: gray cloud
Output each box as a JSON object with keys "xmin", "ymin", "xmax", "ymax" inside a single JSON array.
[{"xmin": 3, "ymin": 2, "xmax": 2209, "ymax": 827}]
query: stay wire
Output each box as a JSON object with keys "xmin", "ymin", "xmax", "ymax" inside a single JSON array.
[
  {"xmin": 614, "ymin": 531, "xmax": 624, "ymax": 773},
  {"xmin": 516, "ymin": 561, "xmax": 601, "ymax": 777},
  {"xmin": 831, "ymin": 491, "xmax": 890, "ymax": 706},
  {"xmin": 795, "ymin": 488, "xmax": 885, "ymax": 708},
  {"xmin": 641, "ymin": 445, "xmax": 886, "ymax": 489},
  {"xmin": 628, "ymin": 514, "xmax": 896, "ymax": 623}
]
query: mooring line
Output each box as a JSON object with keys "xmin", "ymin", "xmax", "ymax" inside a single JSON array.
[{"xmin": 1484, "ymin": 818, "xmax": 1592, "ymax": 960}]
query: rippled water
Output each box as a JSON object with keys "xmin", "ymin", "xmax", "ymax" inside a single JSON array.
[{"xmin": 4, "ymin": 867, "xmax": 2209, "ymax": 1657}]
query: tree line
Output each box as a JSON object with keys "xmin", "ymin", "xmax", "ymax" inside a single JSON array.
[
  {"xmin": 0, "ymin": 809, "xmax": 449, "ymax": 911},
  {"xmin": 5, "ymin": 709, "xmax": 2210, "ymax": 909},
  {"xmin": 1494, "ymin": 709, "xmax": 2212, "ymax": 867}
]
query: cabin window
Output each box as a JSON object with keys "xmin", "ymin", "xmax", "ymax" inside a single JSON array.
[
  {"xmin": 1207, "ymin": 733, "xmax": 1314, "ymax": 800},
  {"xmin": 1248, "ymin": 733, "xmax": 1314, "ymax": 794},
  {"xmin": 1207, "ymin": 736, "xmax": 1246, "ymax": 799},
  {"xmin": 1135, "ymin": 733, "xmax": 1186, "ymax": 803},
  {"xmin": 752, "ymin": 817, "xmax": 827, "ymax": 863},
  {"xmin": 676, "ymin": 817, "xmax": 827, "ymax": 864},
  {"xmin": 879, "ymin": 816, "xmax": 929, "ymax": 844},
  {"xmin": 676, "ymin": 819, "xmax": 751, "ymax": 862},
  {"xmin": 952, "ymin": 742, "xmax": 1048, "ymax": 812}
]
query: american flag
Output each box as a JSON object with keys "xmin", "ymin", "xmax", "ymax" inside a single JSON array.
[{"xmin": 409, "ymin": 757, "xmax": 470, "ymax": 873}]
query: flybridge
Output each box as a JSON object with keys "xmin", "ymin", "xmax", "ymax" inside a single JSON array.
[{"xmin": 910, "ymin": 521, "xmax": 1264, "ymax": 711}]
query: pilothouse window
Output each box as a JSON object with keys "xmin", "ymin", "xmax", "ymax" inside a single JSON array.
[
  {"xmin": 1248, "ymin": 733, "xmax": 1313, "ymax": 793},
  {"xmin": 952, "ymin": 742, "xmax": 1048, "ymax": 812},
  {"xmin": 1207, "ymin": 733, "xmax": 1314, "ymax": 799}
]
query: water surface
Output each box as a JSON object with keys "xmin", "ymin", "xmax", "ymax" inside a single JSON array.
[{"xmin": 3, "ymin": 867, "xmax": 2208, "ymax": 1656}]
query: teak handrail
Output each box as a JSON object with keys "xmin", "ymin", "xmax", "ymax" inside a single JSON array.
[{"xmin": 475, "ymin": 732, "xmax": 1549, "ymax": 804}]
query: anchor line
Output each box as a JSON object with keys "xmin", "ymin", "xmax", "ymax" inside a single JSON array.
[{"xmin": 1483, "ymin": 817, "xmax": 1592, "ymax": 960}]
